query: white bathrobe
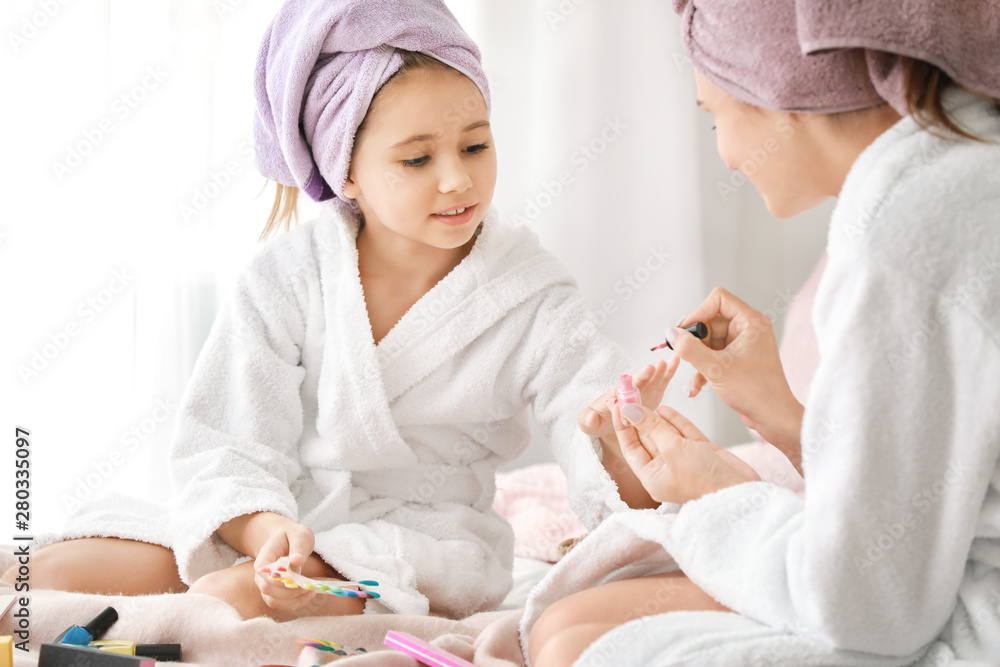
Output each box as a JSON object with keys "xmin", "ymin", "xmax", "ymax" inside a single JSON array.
[
  {"xmin": 522, "ymin": 89, "xmax": 1000, "ymax": 665},
  {"xmin": 50, "ymin": 206, "xmax": 632, "ymax": 618}
]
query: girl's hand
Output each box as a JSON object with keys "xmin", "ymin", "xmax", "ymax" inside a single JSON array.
[
  {"xmin": 253, "ymin": 521, "xmax": 322, "ymax": 612},
  {"xmin": 671, "ymin": 287, "xmax": 803, "ymax": 466},
  {"xmin": 578, "ymin": 357, "xmax": 681, "ymax": 440},
  {"xmin": 615, "ymin": 402, "xmax": 760, "ymax": 505}
]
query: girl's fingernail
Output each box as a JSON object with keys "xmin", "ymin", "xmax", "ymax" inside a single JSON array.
[
  {"xmin": 676, "ymin": 316, "xmax": 686, "ymax": 326},
  {"xmin": 621, "ymin": 403, "xmax": 644, "ymax": 424},
  {"xmin": 686, "ymin": 384, "xmax": 695, "ymax": 398}
]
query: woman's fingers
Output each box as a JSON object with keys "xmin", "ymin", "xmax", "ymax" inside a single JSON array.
[
  {"xmin": 681, "ymin": 286, "xmax": 753, "ymax": 328},
  {"xmin": 613, "ymin": 402, "xmax": 654, "ymax": 469},
  {"xmin": 655, "ymin": 405, "xmax": 716, "ymax": 447}
]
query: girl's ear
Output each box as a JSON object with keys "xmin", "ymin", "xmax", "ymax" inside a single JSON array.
[{"xmin": 342, "ymin": 173, "xmax": 359, "ymax": 199}]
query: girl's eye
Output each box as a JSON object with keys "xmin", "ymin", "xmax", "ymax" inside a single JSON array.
[
  {"xmin": 711, "ymin": 125, "xmax": 717, "ymax": 131},
  {"xmin": 464, "ymin": 143, "xmax": 489, "ymax": 154},
  {"xmin": 402, "ymin": 156, "xmax": 430, "ymax": 167}
]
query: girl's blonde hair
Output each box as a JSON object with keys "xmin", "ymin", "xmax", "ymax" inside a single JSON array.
[{"xmin": 259, "ymin": 50, "xmax": 455, "ymax": 242}]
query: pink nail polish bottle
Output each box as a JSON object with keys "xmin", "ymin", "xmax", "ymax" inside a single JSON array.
[{"xmin": 616, "ymin": 374, "xmax": 642, "ymax": 406}]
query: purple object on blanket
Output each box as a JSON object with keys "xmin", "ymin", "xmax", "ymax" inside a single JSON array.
[
  {"xmin": 253, "ymin": 0, "xmax": 491, "ymax": 203},
  {"xmin": 672, "ymin": 0, "xmax": 1000, "ymax": 115}
]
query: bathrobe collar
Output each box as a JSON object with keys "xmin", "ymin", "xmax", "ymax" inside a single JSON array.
[{"xmin": 315, "ymin": 206, "xmax": 573, "ymax": 466}]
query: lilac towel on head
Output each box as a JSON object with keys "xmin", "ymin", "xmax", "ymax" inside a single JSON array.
[
  {"xmin": 254, "ymin": 0, "xmax": 490, "ymax": 203},
  {"xmin": 673, "ymin": 0, "xmax": 1000, "ymax": 115},
  {"xmin": 672, "ymin": 0, "xmax": 875, "ymax": 113},
  {"xmin": 797, "ymin": 0, "xmax": 1000, "ymax": 116}
]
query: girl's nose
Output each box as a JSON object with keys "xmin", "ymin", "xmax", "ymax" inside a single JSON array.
[{"xmin": 438, "ymin": 156, "xmax": 473, "ymax": 193}]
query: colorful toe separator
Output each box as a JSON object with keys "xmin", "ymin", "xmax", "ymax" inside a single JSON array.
[
  {"xmin": 258, "ymin": 556, "xmax": 380, "ymax": 599},
  {"xmin": 297, "ymin": 639, "xmax": 368, "ymax": 657}
]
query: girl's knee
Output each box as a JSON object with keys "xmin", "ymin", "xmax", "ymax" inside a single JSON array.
[
  {"xmin": 530, "ymin": 597, "xmax": 588, "ymax": 664},
  {"xmin": 533, "ymin": 623, "xmax": 617, "ymax": 667}
]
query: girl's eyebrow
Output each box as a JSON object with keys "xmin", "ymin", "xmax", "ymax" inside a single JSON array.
[{"xmin": 391, "ymin": 120, "xmax": 491, "ymax": 148}]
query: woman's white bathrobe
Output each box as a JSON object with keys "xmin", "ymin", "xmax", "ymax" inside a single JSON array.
[
  {"xmin": 522, "ymin": 89, "xmax": 1000, "ymax": 665},
  {"xmin": 51, "ymin": 207, "xmax": 632, "ymax": 618}
]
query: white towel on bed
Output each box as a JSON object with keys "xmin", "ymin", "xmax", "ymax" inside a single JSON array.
[
  {"xmin": 521, "ymin": 88, "xmax": 1000, "ymax": 666},
  {"xmin": 39, "ymin": 205, "xmax": 633, "ymax": 619}
]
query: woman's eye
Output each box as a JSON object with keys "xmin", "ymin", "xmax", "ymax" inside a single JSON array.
[
  {"xmin": 402, "ymin": 156, "xmax": 430, "ymax": 167},
  {"xmin": 464, "ymin": 143, "xmax": 489, "ymax": 154}
]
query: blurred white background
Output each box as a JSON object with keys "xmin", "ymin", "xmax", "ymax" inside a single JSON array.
[{"xmin": 1, "ymin": 0, "xmax": 828, "ymax": 535}]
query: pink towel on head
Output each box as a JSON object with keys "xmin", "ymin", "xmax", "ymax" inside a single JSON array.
[
  {"xmin": 672, "ymin": 0, "xmax": 877, "ymax": 113},
  {"xmin": 796, "ymin": 0, "xmax": 1000, "ymax": 116},
  {"xmin": 254, "ymin": 0, "xmax": 490, "ymax": 204},
  {"xmin": 672, "ymin": 0, "xmax": 1000, "ymax": 115}
]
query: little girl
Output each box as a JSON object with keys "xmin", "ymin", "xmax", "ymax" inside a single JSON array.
[{"xmin": 11, "ymin": 0, "xmax": 672, "ymax": 620}]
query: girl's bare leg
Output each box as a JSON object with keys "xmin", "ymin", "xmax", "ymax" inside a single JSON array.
[
  {"xmin": 186, "ymin": 558, "xmax": 366, "ymax": 620},
  {"xmin": 529, "ymin": 572, "xmax": 729, "ymax": 667},
  {"xmin": 0, "ymin": 537, "xmax": 186, "ymax": 594}
]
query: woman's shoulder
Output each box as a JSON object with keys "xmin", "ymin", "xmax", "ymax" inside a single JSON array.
[{"xmin": 830, "ymin": 91, "xmax": 1000, "ymax": 286}]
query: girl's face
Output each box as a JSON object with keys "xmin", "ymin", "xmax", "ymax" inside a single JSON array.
[
  {"xmin": 343, "ymin": 66, "xmax": 496, "ymax": 249},
  {"xmin": 694, "ymin": 71, "xmax": 833, "ymax": 219}
]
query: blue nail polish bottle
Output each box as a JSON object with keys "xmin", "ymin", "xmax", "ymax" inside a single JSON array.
[{"xmin": 55, "ymin": 606, "xmax": 118, "ymax": 645}]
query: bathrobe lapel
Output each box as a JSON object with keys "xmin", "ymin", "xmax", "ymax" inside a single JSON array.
[
  {"xmin": 374, "ymin": 211, "xmax": 573, "ymax": 404},
  {"xmin": 315, "ymin": 208, "xmax": 571, "ymax": 468},
  {"xmin": 317, "ymin": 213, "xmax": 419, "ymax": 469}
]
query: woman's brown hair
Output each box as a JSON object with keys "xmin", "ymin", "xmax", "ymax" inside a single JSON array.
[
  {"xmin": 901, "ymin": 57, "xmax": 1000, "ymax": 142},
  {"xmin": 259, "ymin": 50, "xmax": 454, "ymax": 242}
]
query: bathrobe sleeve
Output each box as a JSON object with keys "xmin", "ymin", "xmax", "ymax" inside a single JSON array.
[
  {"xmin": 169, "ymin": 235, "xmax": 312, "ymax": 582},
  {"xmin": 518, "ymin": 284, "xmax": 633, "ymax": 529},
  {"xmin": 667, "ymin": 254, "xmax": 1000, "ymax": 656}
]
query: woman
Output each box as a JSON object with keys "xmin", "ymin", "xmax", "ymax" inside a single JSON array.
[{"xmin": 529, "ymin": 1, "xmax": 1000, "ymax": 665}]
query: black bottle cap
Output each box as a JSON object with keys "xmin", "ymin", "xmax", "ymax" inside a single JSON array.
[
  {"xmin": 136, "ymin": 643, "xmax": 182, "ymax": 662},
  {"xmin": 83, "ymin": 607, "xmax": 119, "ymax": 640}
]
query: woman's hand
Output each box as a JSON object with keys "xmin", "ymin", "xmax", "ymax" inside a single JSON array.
[
  {"xmin": 578, "ymin": 357, "xmax": 680, "ymax": 440},
  {"xmin": 670, "ymin": 287, "xmax": 804, "ymax": 468},
  {"xmin": 615, "ymin": 402, "xmax": 760, "ymax": 505}
]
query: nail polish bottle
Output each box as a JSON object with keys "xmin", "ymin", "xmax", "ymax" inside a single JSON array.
[
  {"xmin": 55, "ymin": 607, "xmax": 118, "ymax": 646},
  {"xmin": 616, "ymin": 374, "xmax": 642, "ymax": 406}
]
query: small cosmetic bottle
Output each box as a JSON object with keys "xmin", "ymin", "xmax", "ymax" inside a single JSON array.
[
  {"xmin": 54, "ymin": 607, "xmax": 118, "ymax": 646},
  {"xmin": 616, "ymin": 374, "xmax": 641, "ymax": 406}
]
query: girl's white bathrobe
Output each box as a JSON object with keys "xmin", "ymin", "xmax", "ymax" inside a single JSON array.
[
  {"xmin": 53, "ymin": 207, "xmax": 632, "ymax": 618},
  {"xmin": 522, "ymin": 89, "xmax": 1000, "ymax": 665}
]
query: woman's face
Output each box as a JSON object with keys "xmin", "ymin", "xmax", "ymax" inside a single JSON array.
[
  {"xmin": 694, "ymin": 71, "xmax": 833, "ymax": 219},
  {"xmin": 343, "ymin": 66, "xmax": 496, "ymax": 249}
]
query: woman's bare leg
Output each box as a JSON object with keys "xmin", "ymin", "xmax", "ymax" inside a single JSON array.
[
  {"xmin": 0, "ymin": 538, "xmax": 186, "ymax": 594},
  {"xmin": 529, "ymin": 572, "xmax": 729, "ymax": 667},
  {"xmin": 186, "ymin": 557, "xmax": 366, "ymax": 620}
]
